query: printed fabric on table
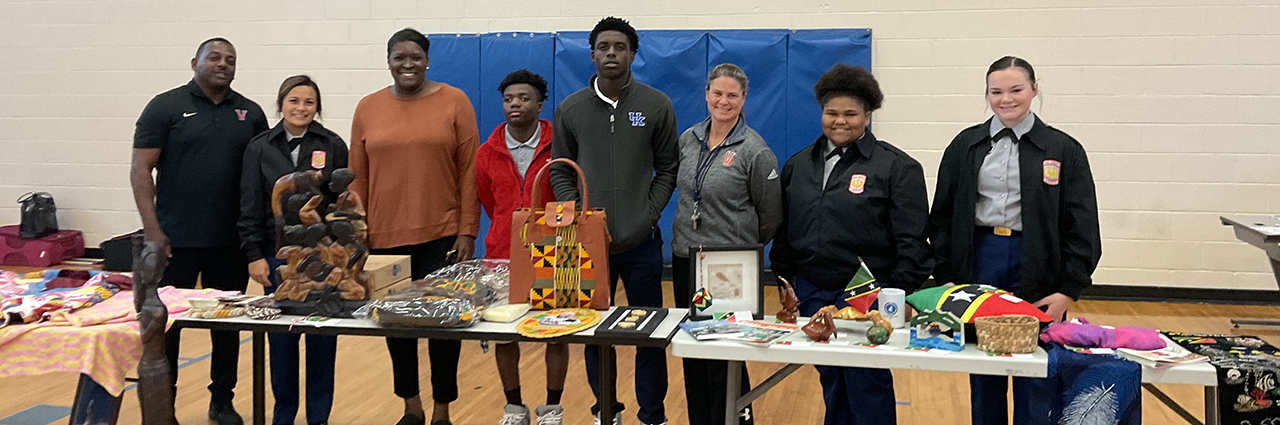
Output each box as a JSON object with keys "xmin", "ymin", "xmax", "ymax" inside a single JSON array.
[
  {"xmin": 1166, "ymin": 332, "xmax": 1280, "ymax": 424},
  {"xmin": 0, "ymin": 270, "xmax": 132, "ymax": 327},
  {"xmin": 1047, "ymin": 344, "xmax": 1143, "ymax": 425}
]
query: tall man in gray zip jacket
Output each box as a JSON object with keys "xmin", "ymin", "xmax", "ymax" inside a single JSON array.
[{"xmin": 549, "ymin": 16, "xmax": 679, "ymax": 425}]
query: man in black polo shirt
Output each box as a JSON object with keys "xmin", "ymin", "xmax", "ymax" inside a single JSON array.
[{"xmin": 130, "ymin": 37, "xmax": 267, "ymax": 425}]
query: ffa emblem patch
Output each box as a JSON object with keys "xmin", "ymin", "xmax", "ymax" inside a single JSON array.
[
  {"xmin": 722, "ymin": 151, "xmax": 736, "ymax": 167},
  {"xmin": 311, "ymin": 151, "xmax": 326, "ymax": 169},
  {"xmin": 628, "ymin": 111, "xmax": 646, "ymax": 127},
  {"xmin": 849, "ymin": 174, "xmax": 867, "ymax": 194},
  {"xmin": 235, "ymin": 109, "xmax": 248, "ymax": 121},
  {"xmin": 1042, "ymin": 160, "xmax": 1061, "ymax": 185}
]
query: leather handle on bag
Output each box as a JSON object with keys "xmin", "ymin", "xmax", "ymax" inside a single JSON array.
[{"xmin": 527, "ymin": 158, "xmax": 590, "ymax": 214}]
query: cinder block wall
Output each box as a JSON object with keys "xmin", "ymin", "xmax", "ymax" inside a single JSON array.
[{"xmin": 2, "ymin": 1, "xmax": 1277, "ymax": 290}]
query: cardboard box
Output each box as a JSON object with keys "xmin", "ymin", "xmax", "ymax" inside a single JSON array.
[{"xmin": 365, "ymin": 255, "xmax": 412, "ymax": 298}]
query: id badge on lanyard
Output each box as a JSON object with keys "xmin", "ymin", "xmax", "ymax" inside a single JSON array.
[{"xmin": 691, "ymin": 145, "xmax": 721, "ymax": 230}]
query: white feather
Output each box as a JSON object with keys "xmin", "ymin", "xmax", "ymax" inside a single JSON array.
[{"xmin": 1060, "ymin": 383, "xmax": 1120, "ymax": 425}]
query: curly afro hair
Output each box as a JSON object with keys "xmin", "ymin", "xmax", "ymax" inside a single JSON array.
[
  {"xmin": 589, "ymin": 16, "xmax": 638, "ymax": 52},
  {"xmin": 813, "ymin": 63, "xmax": 883, "ymax": 112},
  {"xmin": 498, "ymin": 69, "xmax": 548, "ymax": 102}
]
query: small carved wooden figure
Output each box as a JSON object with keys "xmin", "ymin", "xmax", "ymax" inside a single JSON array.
[{"xmin": 776, "ymin": 276, "xmax": 800, "ymax": 323}]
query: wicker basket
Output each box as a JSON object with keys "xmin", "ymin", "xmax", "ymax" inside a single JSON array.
[{"xmin": 975, "ymin": 314, "xmax": 1039, "ymax": 354}]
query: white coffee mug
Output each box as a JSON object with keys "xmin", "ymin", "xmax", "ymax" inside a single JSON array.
[{"xmin": 878, "ymin": 288, "xmax": 906, "ymax": 328}]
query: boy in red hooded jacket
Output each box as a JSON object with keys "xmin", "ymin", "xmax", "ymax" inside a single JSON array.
[{"xmin": 476, "ymin": 69, "xmax": 567, "ymax": 425}]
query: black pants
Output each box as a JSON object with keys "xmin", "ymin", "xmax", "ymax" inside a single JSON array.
[
  {"xmin": 371, "ymin": 236, "xmax": 462, "ymax": 403},
  {"xmin": 672, "ymin": 255, "xmax": 755, "ymax": 425},
  {"xmin": 163, "ymin": 246, "xmax": 249, "ymax": 406}
]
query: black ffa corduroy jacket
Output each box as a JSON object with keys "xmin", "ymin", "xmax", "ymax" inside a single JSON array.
[
  {"xmin": 770, "ymin": 131, "xmax": 934, "ymax": 293},
  {"xmin": 928, "ymin": 116, "xmax": 1102, "ymax": 302},
  {"xmin": 238, "ymin": 120, "xmax": 349, "ymax": 262}
]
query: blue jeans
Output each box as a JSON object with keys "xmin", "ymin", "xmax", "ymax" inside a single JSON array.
[
  {"xmin": 585, "ymin": 230, "xmax": 668, "ymax": 424},
  {"xmin": 794, "ymin": 276, "xmax": 897, "ymax": 425},
  {"xmin": 264, "ymin": 257, "xmax": 337, "ymax": 425},
  {"xmin": 970, "ymin": 232, "xmax": 1054, "ymax": 425}
]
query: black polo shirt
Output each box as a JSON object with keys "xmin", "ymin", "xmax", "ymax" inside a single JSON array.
[
  {"xmin": 134, "ymin": 79, "xmax": 268, "ymax": 248},
  {"xmin": 770, "ymin": 130, "xmax": 934, "ymax": 292}
]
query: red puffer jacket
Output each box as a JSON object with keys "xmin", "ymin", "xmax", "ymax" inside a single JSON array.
[{"xmin": 476, "ymin": 119, "xmax": 555, "ymax": 259}]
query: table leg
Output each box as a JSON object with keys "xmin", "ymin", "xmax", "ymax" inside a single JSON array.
[
  {"xmin": 598, "ymin": 345, "xmax": 617, "ymax": 424},
  {"xmin": 253, "ymin": 331, "xmax": 265, "ymax": 425},
  {"xmin": 1231, "ymin": 258, "xmax": 1280, "ymax": 327},
  {"xmin": 725, "ymin": 361, "xmax": 742, "ymax": 425},
  {"xmin": 1204, "ymin": 386, "xmax": 1219, "ymax": 425},
  {"xmin": 69, "ymin": 373, "xmax": 123, "ymax": 425}
]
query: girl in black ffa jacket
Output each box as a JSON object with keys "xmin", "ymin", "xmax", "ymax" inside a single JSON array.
[
  {"xmin": 237, "ymin": 75, "xmax": 347, "ymax": 425},
  {"xmin": 771, "ymin": 64, "xmax": 933, "ymax": 425},
  {"xmin": 928, "ymin": 57, "xmax": 1101, "ymax": 425}
]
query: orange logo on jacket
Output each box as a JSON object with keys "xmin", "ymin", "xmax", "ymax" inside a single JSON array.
[
  {"xmin": 1043, "ymin": 160, "xmax": 1060, "ymax": 185},
  {"xmin": 722, "ymin": 151, "xmax": 736, "ymax": 167},
  {"xmin": 849, "ymin": 174, "xmax": 867, "ymax": 194},
  {"xmin": 311, "ymin": 151, "xmax": 326, "ymax": 169}
]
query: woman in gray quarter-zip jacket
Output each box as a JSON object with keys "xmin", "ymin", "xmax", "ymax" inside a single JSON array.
[{"xmin": 671, "ymin": 63, "xmax": 782, "ymax": 425}]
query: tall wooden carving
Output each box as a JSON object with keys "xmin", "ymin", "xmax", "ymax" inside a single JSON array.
[
  {"xmin": 270, "ymin": 168, "xmax": 371, "ymax": 303},
  {"xmin": 132, "ymin": 234, "xmax": 176, "ymax": 425}
]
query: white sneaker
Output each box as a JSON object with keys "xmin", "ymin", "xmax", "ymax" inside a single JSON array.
[
  {"xmin": 534, "ymin": 404, "xmax": 563, "ymax": 425},
  {"xmin": 500, "ymin": 404, "xmax": 530, "ymax": 425},
  {"xmin": 592, "ymin": 411, "xmax": 622, "ymax": 425}
]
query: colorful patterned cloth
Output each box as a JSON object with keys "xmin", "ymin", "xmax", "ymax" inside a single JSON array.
[
  {"xmin": 1047, "ymin": 344, "xmax": 1142, "ymax": 425},
  {"xmin": 0, "ymin": 270, "xmax": 132, "ymax": 326},
  {"xmin": 0, "ymin": 285, "xmax": 236, "ymax": 396},
  {"xmin": 1167, "ymin": 332, "xmax": 1280, "ymax": 423}
]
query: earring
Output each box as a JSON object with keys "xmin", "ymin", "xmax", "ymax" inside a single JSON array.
[{"xmin": 425, "ymin": 66, "xmax": 430, "ymax": 71}]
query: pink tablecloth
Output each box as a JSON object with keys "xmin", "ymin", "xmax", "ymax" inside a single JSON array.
[{"xmin": 0, "ymin": 287, "xmax": 237, "ymax": 396}]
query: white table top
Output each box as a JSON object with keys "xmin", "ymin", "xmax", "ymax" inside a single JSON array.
[
  {"xmin": 174, "ymin": 307, "xmax": 689, "ymax": 345},
  {"xmin": 670, "ymin": 317, "xmax": 1219, "ymax": 385}
]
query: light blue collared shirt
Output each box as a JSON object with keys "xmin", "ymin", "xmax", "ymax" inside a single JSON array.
[{"xmin": 975, "ymin": 112, "xmax": 1035, "ymax": 231}]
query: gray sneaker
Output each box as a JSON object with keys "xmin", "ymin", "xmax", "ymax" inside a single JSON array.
[
  {"xmin": 534, "ymin": 405, "xmax": 563, "ymax": 425},
  {"xmin": 500, "ymin": 404, "xmax": 530, "ymax": 425},
  {"xmin": 592, "ymin": 411, "xmax": 622, "ymax": 425}
]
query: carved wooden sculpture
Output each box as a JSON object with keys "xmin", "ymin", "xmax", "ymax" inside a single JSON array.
[
  {"xmin": 271, "ymin": 169, "xmax": 370, "ymax": 302},
  {"xmin": 802, "ymin": 305, "xmax": 839, "ymax": 341},
  {"xmin": 776, "ymin": 277, "xmax": 800, "ymax": 324},
  {"xmin": 132, "ymin": 235, "xmax": 176, "ymax": 425}
]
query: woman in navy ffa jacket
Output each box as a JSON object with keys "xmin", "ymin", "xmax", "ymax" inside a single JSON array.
[
  {"xmin": 770, "ymin": 64, "xmax": 933, "ymax": 425},
  {"xmin": 928, "ymin": 56, "xmax": 1101, "ymax": 425},
  {"xmin": 238, "ymin": 75, "xmax": 347, "ymax": 425}
]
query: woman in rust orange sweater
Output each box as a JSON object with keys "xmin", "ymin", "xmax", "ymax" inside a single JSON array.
[{"xmin": 349, "ymin": 28, "xmax": 480, "ymax": 425}]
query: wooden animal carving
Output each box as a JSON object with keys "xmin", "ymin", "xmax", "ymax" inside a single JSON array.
[{"xmin": 803, "ymin": 305, "xmax": 839, "ymax": 342}]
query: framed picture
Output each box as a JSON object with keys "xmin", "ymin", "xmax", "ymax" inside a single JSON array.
[{"xmin": 687, "ymin": 245, "xmax": 764, "ymax": 320}]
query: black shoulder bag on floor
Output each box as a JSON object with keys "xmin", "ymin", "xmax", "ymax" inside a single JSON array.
[{"xmin": 18, "ymin": 192, "xmax": 58, "ymax": 239}]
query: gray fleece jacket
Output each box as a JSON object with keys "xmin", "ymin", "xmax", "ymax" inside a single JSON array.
[
  {"xmin": 550, "ymin": 75, "xmax": 680, "ymax": 254},
  {"xmin": 671, "ymin": 116, "xmax": 783, "ymax": 258}
]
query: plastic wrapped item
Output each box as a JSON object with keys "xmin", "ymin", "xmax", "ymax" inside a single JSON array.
[
  {"xmin": 356, "ymin": 259, "xmax": 509, "ymax": 327},
  {"xmin": 365, "ymin": 296, "xmax": 478, "ymax": 327}
]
